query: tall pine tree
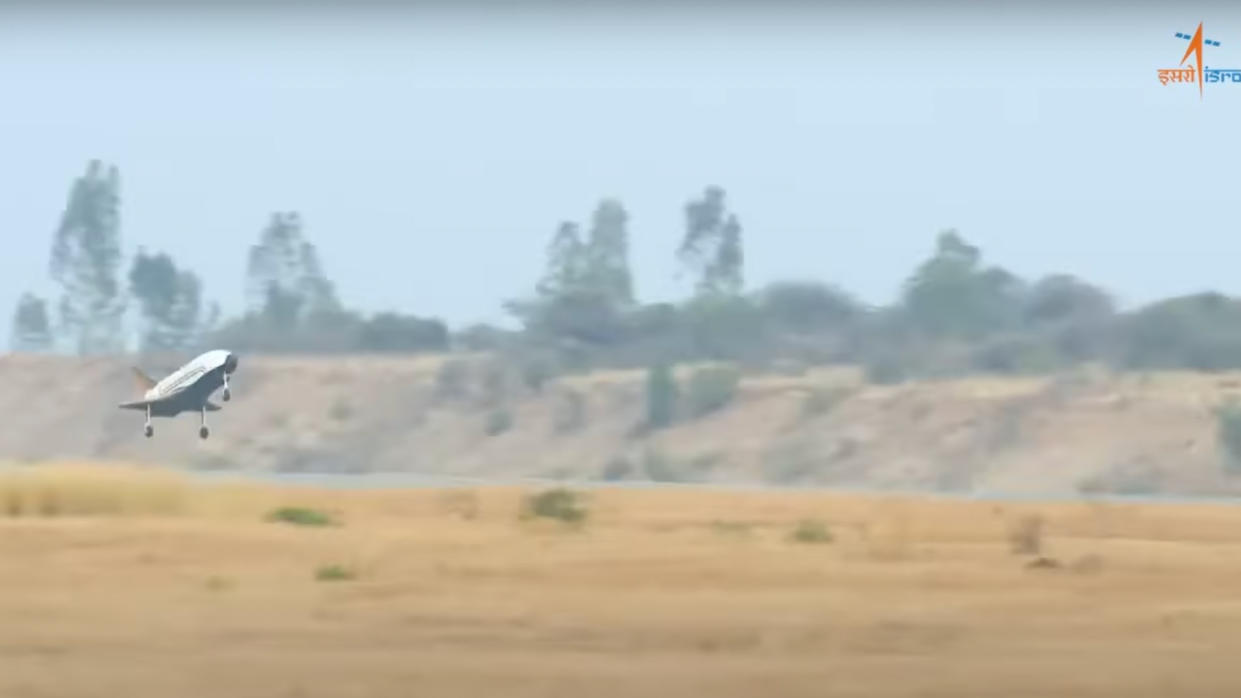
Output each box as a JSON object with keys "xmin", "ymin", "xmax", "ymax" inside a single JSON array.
[
  {"xmin": 583, "ymin": 199, "xmax": 634, "ymax": 307},
  {"xmin": 49, "ymin": 160, "xmax": 126, "ymax": 354},
  {"xmin": 245, "ymin": 212, "xmax": 341, "ymax": 328},
  {"xmin": 128, "ymin": 249, "xmax": 204, "ymax": 353},
  {"xmin": 678, "ymin": 186, "xmax": 744, "ymax": 297}
]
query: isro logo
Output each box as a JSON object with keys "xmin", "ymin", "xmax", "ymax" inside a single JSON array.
[{"xmin": 1158, "ymin": 22, "xmax": 1241, "ymax": 98}]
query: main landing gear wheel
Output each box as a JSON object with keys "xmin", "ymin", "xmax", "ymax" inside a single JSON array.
[
  {"xmin": 222, "ymin": 388, "xmax": 231, "ymax": 402},
  {"xmin": 199, "ymin": 426, "xmax": 210, "ymax": 439},
  {"xmin": 144, "ymin": 425, "xmax": 154, "ymax": 438}
]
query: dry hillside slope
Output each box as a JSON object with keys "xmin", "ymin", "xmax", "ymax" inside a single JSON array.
[{"xmin": 2, "ymin": 352, "xmax": 1240, "ymax": 495}]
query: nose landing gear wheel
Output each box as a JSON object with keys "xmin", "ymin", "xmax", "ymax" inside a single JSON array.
[
  {"xmin": 222, "ymin": 388, "xmax": 231, "ymax": 402},
  {"xmin": 199, "ymin": 426, "xmax": 210, "ymax": 439},
  {"xmin": 144, "ymin": 425, "xmax": 153, "ymax": 438}
]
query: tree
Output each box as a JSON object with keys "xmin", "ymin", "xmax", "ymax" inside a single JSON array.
[
  {"xmin": 758, "ymin": 280, "xmax": 864, "ymax": 334},
  {"xmin": 128, "ymin": 249, "xmax": 204, "ymax": 353},
  {"xmin": 1122, "ymin": 292, "xmax": 1241, "ymax": 371},
  {"xmin": 583, "ymin": 199, "xmax": 634, "ymax": 307},
  {"xmin": 1022, "ymin": 274, "xmax": 1117, "ymax": 361},
  {"xmin": 534, "ymin": 222, "xmax": 589, "ymax": 301},
  {"xmin": 10, "ymin": 293, "xmax": 53, "ymax": 352},
  {"xmin": 245, "ymin": 212, "xmax": 341, "ymax": 328},
  {"xmin": 508, "ymin": 217, "xmax": 626, "ymax": 346},
  {"xmin": 678, "ymin": 186, "xmax": 744, "ymax": 297},
  {"xmin": 900, "ymin": 230, "xmax": 1024, "ymax": 340},
  {"xmin": 358, "ymin": 312, "xmax": 449, "ymax": 352},
  {"xmin": 49, "ymin": 160, "xmax": 126, "ymax": 354}
]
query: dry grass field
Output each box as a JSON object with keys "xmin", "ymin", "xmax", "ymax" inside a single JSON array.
[{"xmin": 3, "ymin": 463, "xmax": 1241, "ymax": 697}]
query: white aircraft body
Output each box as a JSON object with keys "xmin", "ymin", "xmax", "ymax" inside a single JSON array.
[{"xmin": 118, "ymin": 349, "xmax": 239, "ymax": 439}]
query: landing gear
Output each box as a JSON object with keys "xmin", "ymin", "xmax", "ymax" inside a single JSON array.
[
  {"xmin": 222, "ymin": 374, "xmax": 231, "ymax": 402},
  {"xmin": 144, "ymin": 405, "xmax": 153, "ymax": 438},
  {"xmin": 199, "ymin": 406, "xmax": 210, "ymax": 439}
]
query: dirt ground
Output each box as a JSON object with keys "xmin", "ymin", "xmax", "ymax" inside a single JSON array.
[
  {"xmin": 3, "ymin": 467, "xmax": 1241, "ymax": 697},
  {"xmin": 5, "ymin": 352, "xmax": 1241, "ymax": 495}
]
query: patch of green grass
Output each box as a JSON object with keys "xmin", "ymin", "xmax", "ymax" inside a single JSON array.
[
  {"xmin": 315, "ymin": 564, "xmax": 356, "ymax": 582},
  {"xmin": 265, "ymin": 506, "xmax": 336, "ymax": 527},
  {"xmin": 788, "ymin": 519, "xmax": 833, "ymax": 544},
  {"xmin": 522, "ymin": 487, "xmax": 588, "ymax": 524}
]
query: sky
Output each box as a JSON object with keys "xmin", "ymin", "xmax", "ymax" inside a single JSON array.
[{"xmin": 2, "ymin": 1, "xmax": 1240, "ymax": 347}]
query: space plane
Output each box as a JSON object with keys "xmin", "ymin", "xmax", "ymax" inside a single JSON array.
[{"xmin": 118, "ymin": 349, "xmax": 238, "ymax": 439}]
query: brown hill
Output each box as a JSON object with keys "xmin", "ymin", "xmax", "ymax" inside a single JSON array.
[{"xmin": 2, "ymin": 352, "xmax": 1240, "ymax": 496}]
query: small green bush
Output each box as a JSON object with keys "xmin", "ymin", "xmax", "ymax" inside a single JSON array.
[
  {"xmin": 686, "ymin": 363, "xmax": 741, "ymax": 418},
  {"xmin": 523, "ymin": 488, "xmax": 588, "ymax": 523},
  {"xmin": 434, "ymin": 358, "xmax": 471, "ymax": 401},
  {"xmin": 1216, "ymin": 398, "xmax": 1241, "ymax": 473},
  {"xmin": 788, "ymin": 519, "xmax": 833, "ymax": 544},
  {"xmin": 315, "ymin": 564, "xmax": 356, "ymax": 582},
  {"xmin": 266, "ymin": 506, "xmax": 335, "ymax": 527},
  {"xmin": 801, "ymin": 386, "xmax": 852, "ymax": 419},
  {"xmin": 865, "ymin": 354, "xmax": 906, "ymax": 385},
  {"xmin": 480, "ymin": 361, "xmax": 510, "ymax": 407},
  {"xmin": 522, "ymin": 358, "xmax": 555, "ymax": 394},
  {"xmin": 645, "ymin": 362, "xmax": 679, "ymax": 429}
]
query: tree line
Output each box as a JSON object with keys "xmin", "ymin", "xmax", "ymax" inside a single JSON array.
[{"xmin": 10, "ymin": 159, "xmax": 1241, "ymax": 381}]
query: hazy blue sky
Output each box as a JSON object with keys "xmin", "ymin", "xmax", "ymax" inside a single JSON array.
[{"xmin": 2, "ymin": 2, "xmax": 1239, "ymax": 347}]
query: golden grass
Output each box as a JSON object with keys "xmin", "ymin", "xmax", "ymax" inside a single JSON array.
[{"xmin": 4, "ymin": 462, "xmax": 1241, "ymax": 696}]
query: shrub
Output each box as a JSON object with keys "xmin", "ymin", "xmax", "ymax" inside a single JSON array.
[
  {"xmin": 686, "ymin": 363, "xmax": 740, "ymax": 418},
  {"xmin": 645, "ymin": 362, "xmax": 678, "ymax": 429},
  {"xmin": 434, "ymin": 358, "xmax": 471, "ymax": 401},
  {"xmin": 266, "ymin": 506, "xmax": 335, "ymax": 527},
  {"xmin": 801, "ymin": 386, "xmax": 852, "ymax": 419},
  {"xmin": 523, "ymin": 487, "xmax": 588, "ymax": 523},
  {"xmin": 315, "ymin": 564, "xmax": 356, "ymax": 582},
  {"xmin": 1216, "ymin": 398, "xmax": 1241, "ymax": 473},
  {"xmin": 480, "ymin": 361, "xmax": 510, "ymax": 407},
  {"xmin": 865, "ymin": 353, "xmax": 906, "ymax": 385},
  {"xmin": 789, "ymin": 519, "xmax": 833, "ymax": 543},
  {"xmin": 521, "ymin": 357, "xmax": 555, "ymax": 394}
]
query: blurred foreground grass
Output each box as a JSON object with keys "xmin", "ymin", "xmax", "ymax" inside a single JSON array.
[{"xmin": 5, "ymin": 461, "xmax": 1241, "ymax": 697}]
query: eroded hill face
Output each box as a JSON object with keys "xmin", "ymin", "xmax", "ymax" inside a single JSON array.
[{"xmin": 1, "ymin": 352, "xmax": 1239, "ymax": 496}]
